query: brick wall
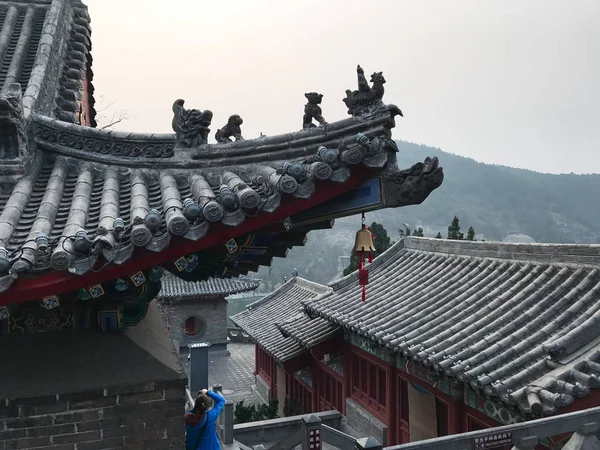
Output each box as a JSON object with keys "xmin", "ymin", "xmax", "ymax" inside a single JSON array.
[
  {"xmin": 345, "ymin": 398, "xmax": 387, "ymax": 445},
  {"xmin": 0, "ymin": 379, "xmax": 186, "ymax": 450}
]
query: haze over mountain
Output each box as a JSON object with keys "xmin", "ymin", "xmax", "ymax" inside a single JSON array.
[{"xmin": 252, "ymin": 141, "xmax": 600, "ymax": 289}]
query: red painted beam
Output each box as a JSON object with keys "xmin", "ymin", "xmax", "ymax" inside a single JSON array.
[{"xmin": 0, "ymin": 171, "xmax": 372, "ymax": 306}]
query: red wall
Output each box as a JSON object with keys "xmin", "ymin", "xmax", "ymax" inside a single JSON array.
[
  {"xmin": 275, "ymin": 339, "xmax": 584, "ymax": 448},
  {"xmin": 78, "ymin": 68, "xmax": 93, "ymax": 127}
]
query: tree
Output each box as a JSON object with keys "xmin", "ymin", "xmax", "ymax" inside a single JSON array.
[
  {"xmin": 412, "ymin": 227, "xmax": 424, "ymax": 237},
  {"xmin": 94, "ymin": 95, "xmax": 130, "ymax": 130},
  {"xmin": 344, "ymin": 221, "xmax": 392, "ymax": 275},
  {"xmin": 435, "ymin": 232, "xmax": 442, "ymax": 239},
  {"xmin": 467, "ymin": 226, "xmax": 475, "ymax": 241},
  {"xmin": 447, "ymin": 216, "xmax": 464, "ymax": 240},
  {"xmin": 234, "ymin": 400, "xmax": 279, "ymax": 424}
]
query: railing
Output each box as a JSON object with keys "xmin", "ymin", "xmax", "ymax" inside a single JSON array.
[
  {"xmin": 233, "ymin": 410, "xmax": 383, "ymax": 450},
  {"xmin": 185, "ymin": 387, "xmax": 195, "ymax": 412},
  {"xmin": 384, "ymin": 405, "xmax": 600, "ymax": 450},
  {"xmin": 227, "ymin": 327, "xmax": 254, "ymax": 343},
  {"xmin": 212, "ymin": 384, "xmax": 235, "ymax": 445}
]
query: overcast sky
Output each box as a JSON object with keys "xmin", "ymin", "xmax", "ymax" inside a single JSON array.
[{"xmin": 85, "ymin": 0, "xmax": 599, "ymax": 174}]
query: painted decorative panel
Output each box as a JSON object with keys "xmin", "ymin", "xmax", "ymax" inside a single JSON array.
[
  {"xmin": 349, "ymin": 333, "xmax": 388, "ymax": 362},
  {"xmin": 292, "ymin": 178, "xmax": 383, "ymax": 223},
  {"xmin": 397, "ymin": 356, "xmax": 450, "ymax": 395},
  {"xmin": 0, "ymin": 267, "xmax": 163, "ymax": 336},
  {"xmin": 466, "ymin": 389, "xmax": 523, "ymax": 425}
]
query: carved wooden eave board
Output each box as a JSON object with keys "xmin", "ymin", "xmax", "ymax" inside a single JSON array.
[{"xmin": 0, "ymin": 0, "xmax": 444, "ymax": 306}]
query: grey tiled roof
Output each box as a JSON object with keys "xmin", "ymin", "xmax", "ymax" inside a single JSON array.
[
  {"xmin": 0, "ymin": 0, "xmax": 96, "ymax": 123},
  {"xmin": 304, "ymin": 237, "xmax": 600, "ymax": 416},
  {"xmin": 0, "ymin": 104, "xmax": 400, "ymax": 294},
  {"xmin": 277, "ymin": 314, "xmax": 339, "ymax": 350},
  {"xmin": 230, "ymin": 277, "xmax": 332, "ymax": 362},
  {"xmin": 158, "ymin": 274, "xmax": 260, "ymax": 299},
  {"xmin": 0, "ymin": 2, "xmax": 441, "ymax": 302}
]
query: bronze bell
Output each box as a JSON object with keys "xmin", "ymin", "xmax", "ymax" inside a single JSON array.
[{"xmin": 354, "ymin": 227, "xmax": 376, "ymax": 253}]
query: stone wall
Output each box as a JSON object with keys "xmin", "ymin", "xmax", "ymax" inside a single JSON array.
[
  {"xmin": 404, "ymin": 236, "xmax": 600, "ymax": 264},
  {"xmin": 254, "ymin": 375, "xmax": 270, "ymax": 405},
  {"xmin": 163, "ymin": 297, "xmax": 228, "ymax": 351},
  {"xmin": 0, "ymin": 380, "xmax": 186, "ymax": 450},
  {"xmin": 345, "ymin": 398, "xmax": 387, "ymax": 445}
]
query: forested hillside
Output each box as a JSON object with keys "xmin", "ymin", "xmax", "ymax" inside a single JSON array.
[{"xmin": 251, "ymin": 141, "xmax": 600, "ymax": 289}]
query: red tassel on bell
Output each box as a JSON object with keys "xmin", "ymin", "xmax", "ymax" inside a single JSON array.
[
  {"xmin": 353, "ymin": 221, "xmax": 376, "ymax": 302},
  {"xmin": 359, "ymin": 267, "xmax": 369, "ymax": 302}
]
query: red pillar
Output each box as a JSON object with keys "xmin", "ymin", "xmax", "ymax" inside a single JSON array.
[
  {"xmin": 387, "ymin": 356, "xmax": 398, "ymax": 445},
  {"xmin": 449, "ymin": 383, "xmax": 465, "ymax": 434},
  {"xmin": 271, "ymin": 357, "xmax": 277, "ymax": 400},
  {"xmin": 450, "ymin": 399, "xmax": 464, "ymax": 434},
  {"xmin": 311, "ymin": 357, "xmax": 319, "ymax": 413},
  {"xmin": 254, "ymin": 345, "xmax": 258, "ymax": 376},
  {"xmin": 343, "ymin": 341, "xmax": 352, "ymax": 405}
]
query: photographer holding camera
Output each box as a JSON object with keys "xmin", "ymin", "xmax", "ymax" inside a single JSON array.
[{"xmin": 185, "ymin": 388, "xmax": 226, "ymax": 449}]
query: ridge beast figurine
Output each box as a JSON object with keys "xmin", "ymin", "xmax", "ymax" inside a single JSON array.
[
  {"xmin": 215, "ymin": 114, "xmax": 244, "ymax": 143},
  {"xmin": 172, "ymin": 99, "xmax": 213, "ymax": 147},
  {"xmin": 303, "ymin": 92, "xmax": 328, "ymax": 129}
]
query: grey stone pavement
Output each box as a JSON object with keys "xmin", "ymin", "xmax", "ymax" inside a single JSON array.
[
  {"xmin": 209, "ymin": 343, "xmax": 261, "ymax": 405},
  {"xmin": 180, "ymin": 342, "xmax": 261, "ymax": 405}
]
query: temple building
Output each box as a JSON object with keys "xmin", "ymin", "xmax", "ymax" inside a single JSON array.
[
  {"xmin": 157, "ymin": 273, "xmax": 260, "ymax": 354},
  {"xmin": 232, "ymin": 237, "xmax": 600, "ymax": 448},
  {"xmin": 0, "ymin": 0, "xmax": 443, "ymax": 447}
]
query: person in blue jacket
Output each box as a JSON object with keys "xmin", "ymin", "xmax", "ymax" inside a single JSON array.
[{"xmin": 185, "ymin": 388, "xmax": 226, "ymax": 450}]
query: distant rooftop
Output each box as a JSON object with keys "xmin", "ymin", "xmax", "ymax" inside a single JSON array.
[
  {"xmin": 231, "ymin": 277, "xmax": 333, "ymax": 362},
  {"xmin": 237, "ymin": 237, "xmax": 600, "ymax": 416},
  {"xmin": 158, "ymin": 274, "xmax": 261, "ymax": 300}
]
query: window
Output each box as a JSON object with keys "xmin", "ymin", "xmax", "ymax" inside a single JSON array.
[
  {"xmin": 184, "ymin": 316, "xmax": 206, "ymax": 337},
  {"xmin": 350, "ymin": 350, "xmax": 387, "ymax": 416}
]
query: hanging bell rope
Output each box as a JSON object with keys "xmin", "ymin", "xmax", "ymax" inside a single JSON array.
[{"xmin": 353, "ymin": 213, "xmax": 376, "ymax": 301}]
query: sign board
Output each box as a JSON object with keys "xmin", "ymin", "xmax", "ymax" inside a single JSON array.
[
  {"xmin": 308, "ymin": 428, "xmax": 322, "ymax": 450},
  {"xmin": 472, "ymin": 431, "xmax": 513, "ymax": 449}
]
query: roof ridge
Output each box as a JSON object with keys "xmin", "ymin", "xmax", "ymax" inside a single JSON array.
[
  {"xmin": 22, "ymin": 0, "xmax": 69, "ymax": 117},
  {"xmin": 242, "ymin": 277, "xmax": 297, "ymax": 311},
  {"xmin": 293, "ymin": 276, "xmax": 331, "ymax": 295},
  {"xmin": 328, "ymin": 238, "xmax": 406, "ymax": 291},
  {"xmin": 403, "ymin": 237, "xmax": 600, "ymax": 265},
  {"xmin": 239, "ymin": 276, "xmax": 330, "ymax": 312},
  {"xmin": 158, "ymin": 273, "xmax": 261, "ymax": 298}
]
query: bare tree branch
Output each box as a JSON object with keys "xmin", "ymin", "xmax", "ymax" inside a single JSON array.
[{"xmin": 94, "ymin": 94, "xmax": 130, "ymax": 130}]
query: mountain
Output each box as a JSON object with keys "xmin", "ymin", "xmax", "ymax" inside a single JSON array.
[{"xmin": 251, "ymin": 141, "xmax": 600, "ymax": 289}]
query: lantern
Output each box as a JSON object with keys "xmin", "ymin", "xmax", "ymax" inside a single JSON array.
[{"xmin": 353, "ymin": 214, "xmax": 375, "ymax": 302}]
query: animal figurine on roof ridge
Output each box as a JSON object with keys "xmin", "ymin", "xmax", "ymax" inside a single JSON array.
[
  {"xmin": 215, "ymin": 115, "xmax": 244, "ymax": 143},
  {"xmin": 343, "ymin": 65, "xmax": 394, "ymax": 117},
  {"xmin": 172, "ymin": 99, "xmax": 213, "ymax": 147},
  {"xmin": 303, "ymin": 92, "xmax": 328, "ymax": 129}
]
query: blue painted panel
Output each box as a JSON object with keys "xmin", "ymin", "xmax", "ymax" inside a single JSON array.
[
  {"xmin": 98, "ymin": 311, "xmax": 119, "ymax": 333},
  {"xmin": 292, "ymin": 178, "xmax": 382, "ymax": 222}
]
